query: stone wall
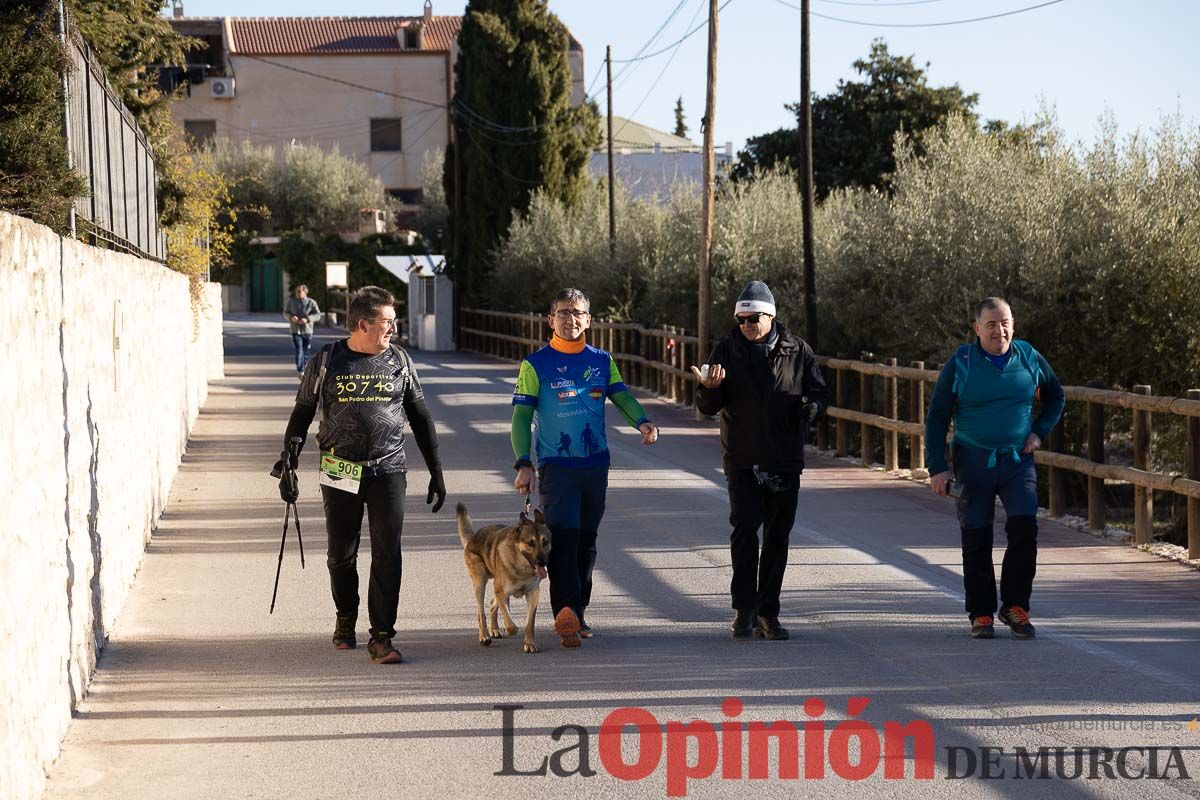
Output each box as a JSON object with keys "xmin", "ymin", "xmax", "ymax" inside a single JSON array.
[{"xmin": 0, "ymin": 211, "xmax": 223, "ymax": 800}]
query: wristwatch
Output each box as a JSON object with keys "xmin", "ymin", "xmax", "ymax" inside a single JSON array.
[{"xmin": 514, "ymin": 457, "xmax": 532, "ymax": 471}]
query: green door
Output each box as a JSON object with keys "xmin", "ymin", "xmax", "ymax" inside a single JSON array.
[{"xmin": 250, "ymin": 257, "xmax": 283, "ymax": 311}]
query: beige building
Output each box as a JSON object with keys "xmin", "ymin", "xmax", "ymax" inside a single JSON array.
[{"xmin": 166, "ymin": 1, "xmax": 586, "ymax": 208}]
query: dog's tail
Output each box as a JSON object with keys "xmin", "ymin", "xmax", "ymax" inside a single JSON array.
[{"xmin": 455, "ymin": 502, "xmax": 473, "ymax": 547}]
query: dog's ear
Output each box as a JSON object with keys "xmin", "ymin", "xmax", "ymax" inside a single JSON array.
[{"xmin": 534, "ymin": 509, "xmax": 545, "ymax": 525}]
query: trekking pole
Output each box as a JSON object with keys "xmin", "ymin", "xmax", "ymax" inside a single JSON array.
[
  {"xmin": 269, "ymin": 438, "xmax": 306, "ymax": 613},
  {"xmin": 287, "ymin": 437, "xmax": 306, "ymax": 569},
  {"xmin": 270, "ymin": 499, "xmax": 291, "ymax": 614}
]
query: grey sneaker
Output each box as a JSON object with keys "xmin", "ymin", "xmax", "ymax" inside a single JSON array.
[
  {"xmin": 998, "ymin": 606, "xmax": 1035, "ymax": 639},
  {"xmin": 970, "ymin": 615, "xmax": 995, "ymax": 639},
  {"xmin": 367, "ymin": 635, "xmax": 402, "ymax": 664}
]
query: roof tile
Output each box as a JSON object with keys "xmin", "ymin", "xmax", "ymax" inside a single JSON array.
[{"xmin": 226, "ymin": 16, "xmax": 463, "ymax": 55}]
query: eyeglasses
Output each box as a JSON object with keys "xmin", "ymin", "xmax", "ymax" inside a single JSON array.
[
  {"xmin": 736, "ymin": 313, "xmax": 768, "ymax": 325},
  {"xmin": 552, "ymin": 309, "xmax": 590, "ymax": 320},
  {"xmin": 372, "ymin": 317, "xmax": 399, "ymax": 329}
]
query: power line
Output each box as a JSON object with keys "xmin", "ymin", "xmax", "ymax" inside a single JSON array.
[
  {"xmin": 239, "ymin": 54, "xmax": 447, "ymax": 109},
  {"xmin": 610, "ymin": 0, "xmax": 737, "ymax": 63},
  {"xmin": 774, "ymin": 0, "xmax": 1069, "ymax": 27},
  {"xmin": 583, "ymin": 59, "xmax": 607, "ymax": 100},
  {"xmin": 612, "ymin": 0, "xmax": 706, "ymax": 142},
  {"xmin": 460, "ymin": 123, "xmax": 545, "ymax": 186},
  {"xmin": 614, "ymin": 0, "xmax": 691, "ymax": 82},
  {"xmin": 816, "ymin": 0, "xmax": 953, "ymax": 6}
]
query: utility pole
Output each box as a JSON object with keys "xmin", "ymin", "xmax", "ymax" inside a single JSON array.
[
  {"xmin": 606, "ymin": 45, "xmax": 616, "ymax": 263},
  {"xmin": 799, "ymin": 0, "xmax": 818, "ymax": 349},
  {"xmin": 698, "ymin": 0, "xmax": 718, "ymax": 372},
  {"xmin": 450, "ymin": 106, "xmax": 464, "ymax": 345}
]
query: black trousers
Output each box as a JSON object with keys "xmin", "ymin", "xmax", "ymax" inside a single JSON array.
[
  {"xmin": 321, "ymin": 471, "xmax": 407, "ymax": 638},
  {"xmin": 727, "ymin": 469, "xmax": 800, "ymax": 619},
  {"xmin": 961, "ymin": 515, "xmax": 1038, "ymax": 619}
]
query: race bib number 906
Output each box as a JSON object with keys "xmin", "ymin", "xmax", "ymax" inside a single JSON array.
[{"xmin": 319, "ymin": 452, "xmax": 363, "ymax": 494}]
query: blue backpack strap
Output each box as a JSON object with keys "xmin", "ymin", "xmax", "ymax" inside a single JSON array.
[
  {"xmin": 1009, "ymin": 340, "xmax": 1041, "ymax": 388},
  {"xmin": 950, "ymin": 343, "xmax": 972, "ymax": 398}
]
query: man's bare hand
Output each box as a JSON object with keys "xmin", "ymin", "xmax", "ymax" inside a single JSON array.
[
  {"xmin": 690, "ymin": 364, "xmax": 725, "ymax": 388},
  {"xmin": 639, "ymin": 421, "xmax": 659, "ymax": 445},
  {"xmin": 514, "ymin": 465, "xmax": 535, "ymax": 495},
  {"xmin": 930, "ymin": 470, "xmax": 952, "ymax": 497},
  {"xmin": 1021, "ymin": 432, "xmax": 1042, "ymax": 455}
]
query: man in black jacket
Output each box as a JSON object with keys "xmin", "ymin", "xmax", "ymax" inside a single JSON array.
[{"xmin": 693, "ymin": 281, "xmax": 828, "ymax": 640}]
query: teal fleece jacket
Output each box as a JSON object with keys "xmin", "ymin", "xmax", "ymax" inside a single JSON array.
[{"xmin": 924, "ymin": 340, "xmax": 1065, "ymax": 474}]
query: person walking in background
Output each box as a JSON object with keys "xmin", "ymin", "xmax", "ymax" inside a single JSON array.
[
  {"xmin": 284, "ymin": 284, "xmax": 321, "ymax": 375},
  {"xmin": 925, "ymin": 296, "xmax": 1065, "ymax": 640}
]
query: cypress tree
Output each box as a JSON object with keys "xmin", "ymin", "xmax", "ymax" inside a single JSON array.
[{"xmin": 448, "ymin": 0, "xmax": 600, "ymax": 301}]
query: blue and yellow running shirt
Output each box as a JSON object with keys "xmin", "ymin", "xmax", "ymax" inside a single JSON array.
[{"xmin": 512, "ymin": 338, "xmax": 648, "ymax": 469}]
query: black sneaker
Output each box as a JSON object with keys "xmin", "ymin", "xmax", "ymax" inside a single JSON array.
[
  {"xmin": 971, "ymin": 615, "xmax": 995, "ymax": 639},
  {"xmin": 754, "ymin": 616, "xmax": 790, "ymax": 641},
  {"xmin": 578, "ymin": 614, "xmax": 594, "ymax": 639},
  {"xmin": 367, "ymin": 635, "xmax": 402, "ymax": 664},
  {"xmin": 998, "ymin": 606, "xmax": 1036, "ymax": 639},
  {"xmin": 731, "ymin": 609, "xmax": 755, "ymax": 639},
  {"xmin": 332, "ymin": 615, "xmax": 356, "ymax": 650}
]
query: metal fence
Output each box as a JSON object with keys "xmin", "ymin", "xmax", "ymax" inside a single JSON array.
[{"xmin": 61, "ymin": 7, "xmax": 165, "ymax": 261}]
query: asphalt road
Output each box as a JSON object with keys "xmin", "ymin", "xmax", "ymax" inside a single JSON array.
[{"xmin": 44, "ymin": 314, "xmax": 1200, "ymax": 799}]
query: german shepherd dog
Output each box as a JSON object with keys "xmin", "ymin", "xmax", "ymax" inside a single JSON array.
[{"xmin": 456, "ymin": 503, "xmax": 552, "ymax": 653}]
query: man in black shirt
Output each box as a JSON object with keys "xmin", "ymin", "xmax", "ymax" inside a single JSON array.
[
  {"xmin": 693, "ymin": 281, "xmax": 828, "ymax": 641},
  {"xmin": 281, "ymin": 286, "xmax": 446, "ymax": 664}
]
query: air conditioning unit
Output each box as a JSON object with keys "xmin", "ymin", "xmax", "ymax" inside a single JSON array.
[{"xmin": 210, "ymin": 77, "xmax": 235, "ymax": 99}]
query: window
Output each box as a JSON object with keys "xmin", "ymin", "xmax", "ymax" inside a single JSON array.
[
  {"xmin": 370, "ymin": 118, "xmax": 403, "ymax": 152},
  {"xmin": 184, "ymin": 119, "xmax": 216, "ymax": 147},
  {"xmin": 421, "ymin": 276, "xmax": 435, "ymax": 316},
  {"xmin": 403, "ymin": 27, "xmax": 419, "ymax": 49}
]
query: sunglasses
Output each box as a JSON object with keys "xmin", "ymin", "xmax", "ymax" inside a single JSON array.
[{"xmin": 736, "ymin": 313, "xmax": 768, "ymax": 325}]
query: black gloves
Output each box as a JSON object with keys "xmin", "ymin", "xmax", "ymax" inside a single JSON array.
[
  {"xmin": 426, "ymin": 470, "xmax": 446, "ymax": 513},
  {"xmin": 273, "ymin": 461, "xmax": 299, "ymax": 503},
  {"xmin": 270, "ymin": 442, "xmax": 301, "ymax": 504},
  {"xmin": 800, "ymin": 396, "xmax": 821, "ymax": 424}
]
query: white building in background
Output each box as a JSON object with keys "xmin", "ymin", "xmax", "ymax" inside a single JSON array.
[{"xmin": 590, "ymin": 116, "xmax": 732, "ymax": 201}]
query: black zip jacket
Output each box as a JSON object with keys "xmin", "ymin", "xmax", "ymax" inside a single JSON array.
[{"xmin": 695, "ymin": 321, "xmax": 830, "ymax": 475}]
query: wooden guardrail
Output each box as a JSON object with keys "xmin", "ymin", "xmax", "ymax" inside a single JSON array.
[{"xmin": 461, "ymin": 308, "xmax": 1200, "ymax": 558}]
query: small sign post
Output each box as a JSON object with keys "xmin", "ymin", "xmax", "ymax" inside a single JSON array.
[{"xmin": 325, "ymin": 262, "xmax": 349, "ymax": 326}]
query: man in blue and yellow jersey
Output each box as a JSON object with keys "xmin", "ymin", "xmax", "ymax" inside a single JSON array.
[{"xmin": 511, "ymin": 288, "xmax": 659, "ymax": 648}]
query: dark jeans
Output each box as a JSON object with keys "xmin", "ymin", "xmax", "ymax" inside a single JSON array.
[
  {"xmin": 727, "ymin": 469, "xmax": 800, "ymax": 619},
  {"xmin": 291, "ymin": 332, "xmax": 312, "ymax": 372},
  {"xmin": 954, "ymin": 445, "xmax": 1039, "ymax": 618},
  {"xmin": 538, "ymin": 463, "xmax": 608, "ymax": 617},
  {"xmin": 321, "ymin": 470, "xmax": 407, "ymax": 638}
]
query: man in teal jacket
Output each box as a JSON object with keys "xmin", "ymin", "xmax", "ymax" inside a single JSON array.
[{"xmin": 925, "ymin": 297, "xmax": 1065, "ymax": 640}]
